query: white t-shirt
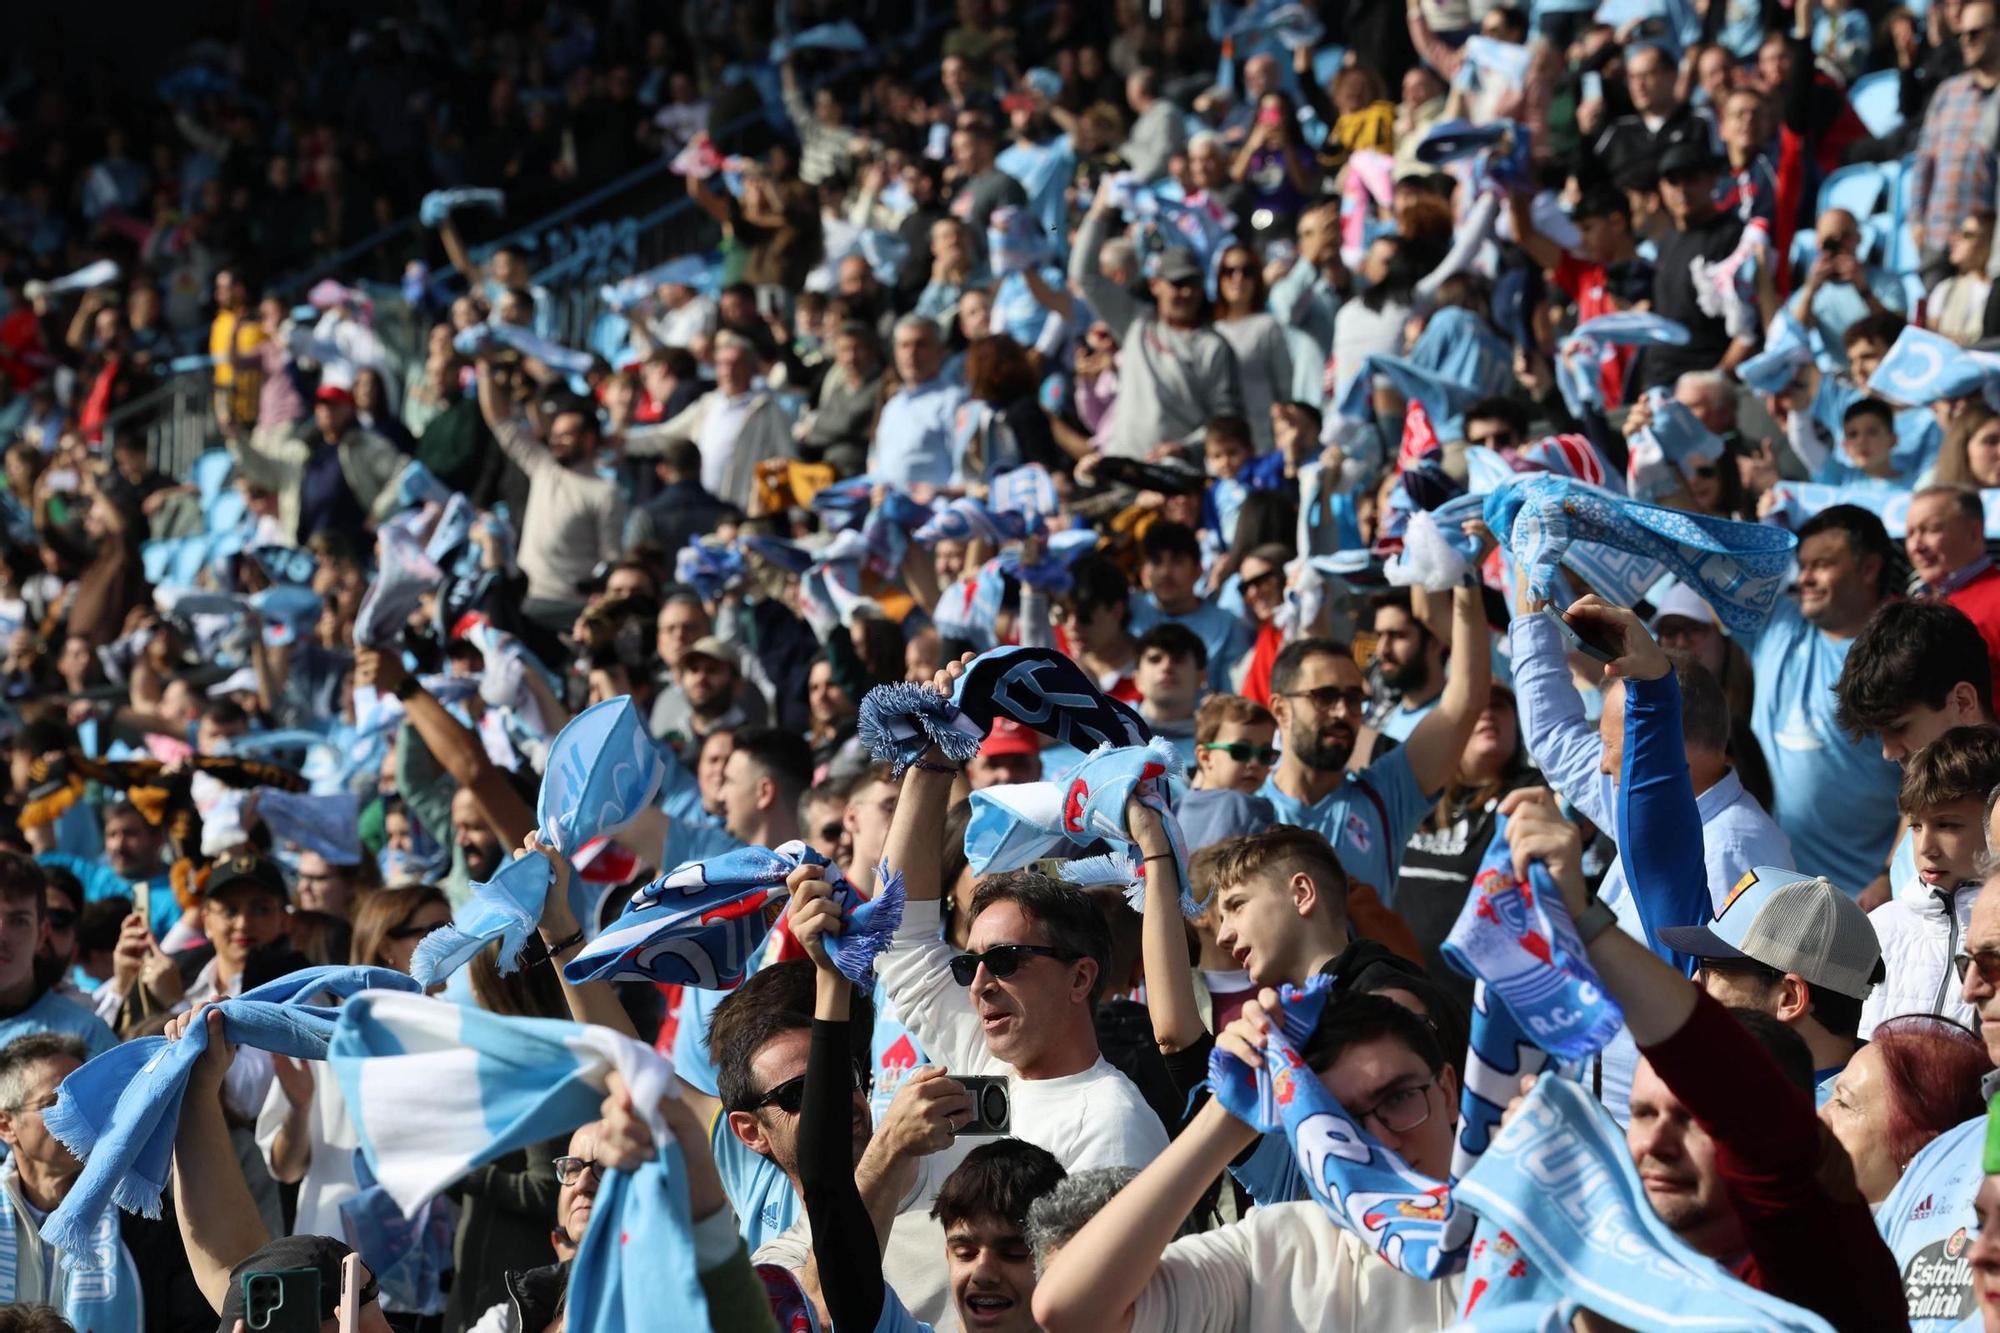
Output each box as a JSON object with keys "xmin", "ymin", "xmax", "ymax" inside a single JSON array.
[
  {"xmin": 1132, "ymin": 1202, "xmax": 1462, "ymax": 1333},
  {"xmin": 255, "ymin": 1060, "xmax": 362, "ymax": 1239},
  {"xmin": 874, "ymin": 900, "xmax": 1171, "ymax": 1173}
]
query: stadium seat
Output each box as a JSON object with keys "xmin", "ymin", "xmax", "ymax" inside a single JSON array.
[{"xmin": 1849, "ymin": 70, "xmax": 1903, "ymax": 140}]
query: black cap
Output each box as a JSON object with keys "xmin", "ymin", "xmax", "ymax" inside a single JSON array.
[
  {"xmin": 1658, "ymin": 135, "xmax": 1723, "ymax": 180},
  {"xmin": 203, "ymin": 852, "xmax": 290, "ymax": 904},
  {"xmin": 216, "ymin": 1235, "xmax": 377, "ymax": 1333}
]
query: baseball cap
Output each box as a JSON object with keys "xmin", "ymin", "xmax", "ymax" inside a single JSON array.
[
  {"xmin": 1658, "ymin": 136, "xmax": 1723, "ymax": 180},
  {"xmin": 1648, "ymin": 583, "xmax": 1719, "ymax": 632},
  {"xmin": 1657, "ymin": 866, "xmax": 1883, "ymax": 999},
  {"xmin": 203, "ymin": 852, "xmax": 292, "ymax": 905},
  {"xmin": 314, "ymin": 363, "xmax": 356, "ymax": 405},
  {"xmin": 681, "ymin": 635, "xmax": 740, "ymax": 671},
  {"xmin": 206, "ymin": 666, "xmax": 262, "ymax": 698},
  {"xmin": 979, "ymin": 717, "xmax": 1041, "ymax": 759},
  {"xmin": 216, "ymin": 1235, "xmax": 377, "ymax": 1333},
  {"xmin": 1154, "ymin": 248, "xmax": 1204, "ymax": 285}
]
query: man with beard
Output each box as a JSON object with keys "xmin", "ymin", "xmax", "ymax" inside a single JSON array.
[
  {"xmin": 449, "ymin": 786, "xmax": 505, "ymax": 889},
  {"xmin": 655, "ymin": 636, "xmax": 768, "ymax": 758},
  {"xmin": 1259, "ymin": 582, "xmax": 1489, "ymax": 905},
  {"xmin": 1369, "ymin": 590, "xmax": 1447, "ymax": 743}
]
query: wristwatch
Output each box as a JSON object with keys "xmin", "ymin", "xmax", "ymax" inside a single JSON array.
[{"xmin": 1572, "ymin": 896, "xmax": 1618, "ymax": 946}]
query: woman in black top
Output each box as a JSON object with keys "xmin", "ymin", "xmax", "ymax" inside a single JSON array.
[{"xmin": 1395, "ymin": 682, "xmax": 1533, "ymax": 1013}]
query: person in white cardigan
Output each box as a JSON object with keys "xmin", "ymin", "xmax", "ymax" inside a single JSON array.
[{"xmin": 625, "ymin": 331, "xmax": 791, "ymax": 512}]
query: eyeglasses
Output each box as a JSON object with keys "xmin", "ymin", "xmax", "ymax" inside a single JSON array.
[
  {"xmin": 1219, "ymin": 264, "xmax": 1254, "ymax": 278},
  {"xmin": 1953, "ymin": 948, "xmax": 2000, "ymax": 985},
  {"xmin": 948, "ymin": 943, "xmax": 1074, "ymax": 986},
  {"xmin": 1356, "ymin": 1077, "xmax": 1436, "ymax": 1135},
  {"xmin": 1689, "ymin": 463, "xmax": 1719, "ymax": 480},
  {"xmin": 1201, "ymin": 742, "xmax": 1281, "ymax": 764},
  {"xmin": 1166, "ymin": 276, "xmax": 1201, "ymax": 291},
  {"xmin": 45, "ymin": 909, "xmax": 75, "ymax": 931},
  {"xmin": 817, "ymin": 821, "xmax": 845, "ymax": 844},
  {"xmin": 1242, "ymin": 569, "xmax": 1282, "ymax": 591},
  {"xmin": 1283, "ymin": 685, "xmax": 1370, "ymax": 715},
  {"xmin": 386, "ymin": 919, "xmax": 448, "ymax": 941},
  {"xmin": 1959, "ymin": 24, "xmax": 1993, "ymax": 41},
  {"xmin": 1466, "ymin": 429, "xmax": 1518, "ymax": 448},
  {"xmin": 552, "ymin": 1156, "xmax": 612, "ymax": 1186},
  {"xmin": 739, "ymin": 1054, "xmax": 874, "ymax": 1115}
]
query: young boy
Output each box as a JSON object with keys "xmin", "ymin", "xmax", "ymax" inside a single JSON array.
[
  {"xmin": 1861, "ymin": 726, "xmax": 2000, "ymax": 1035},
  {"xmin": 1201, "ymin": 415, "xmax": 1254, "ymax": 551},
  {"xmin": 1128, "ymin": 520, "xmax": 1252, "ymax": 692},
  {"xmin": 1834, "ymin": 398, "xmax": 1901, "ymax": 482},
  {"xmin": 1193, "ymin": 694, "xmax": 1278, "ymax": 793}
]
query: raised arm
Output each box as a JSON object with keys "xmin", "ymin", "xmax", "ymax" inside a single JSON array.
[
  {"xmin": 172, "ymin": 1006, "xmax": 273, "ymax": 1315},
  {"xmin": 1507, "ymin": 607, "xmax": 1614, "ymax": 828},
  {"xmin": 1562, "ymin": 596, "xmax": 1710, "ymax": 967},
  {"xmin": 437, "ymin": 215, "xmax": 483, "ymax": 286},
  {"xmin": 1068, "ymin": 196, "xmax": 1144, "ymax": 338},
  {"xmin": 1398, "ymin": 583, "xmax": 1493, "ymax": 797},
  {"xmin": 1132, "ymin": 800, "xmax": 1204, "ymax": 1054},
  {"xmin": 356, "ymin": 649, "xmax": 535, "ymax": 848}
]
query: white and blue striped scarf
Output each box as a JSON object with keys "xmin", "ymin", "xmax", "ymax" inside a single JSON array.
[
  {"xmin": 40, "ymin": 965, "xmax": 418, "ymax": 1255},
  {"xmin": 328, "ymin": 990, "xmax": 707, "ymax": 1333}
]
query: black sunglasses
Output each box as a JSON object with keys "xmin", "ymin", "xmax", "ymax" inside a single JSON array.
[
  {"xmin": 1284, "ymin": 684, "xmax": 1369, "ymax": 714},
  {"xmin": 386, "ymin": 919, "xmax": 448, "ymax": 941},
  {"xmin": 45, "ymin": 908, "xmax": 76, "ymax": 931},
  {"xmin": 948, "ymin": 943, "xmax": 1073, "ymax": 986},
  {"xmin": 1201, "ymin": 741, "xmax": 1281, "ymax": 764},
  {"xmin": 1219, "ymin": 264, "xmax": 1254, "ymax": 277},
  {"xmin": 817, "ymin": 821, "xmax": 845, "ymax": 843},
  {"xmin": 741, "ymin": 1054, "xmax": 874, "ymax": 1114}
]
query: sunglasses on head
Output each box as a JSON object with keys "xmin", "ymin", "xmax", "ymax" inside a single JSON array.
[
  {"xmin": 1201, "ymin": 741, "xmax": 1281, "ymax": 764},
  {"xmin": 948, "ymin": 942, "xmax": 1073, "ymax": 986}
]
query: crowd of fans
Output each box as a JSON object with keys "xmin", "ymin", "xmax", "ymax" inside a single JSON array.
[{"xmin": 9, "ymin": 0, "xmax": 2000, "ymax": 1329}]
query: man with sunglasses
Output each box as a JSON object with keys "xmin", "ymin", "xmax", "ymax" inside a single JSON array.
[
  {"xmin": 1069, "ymin": 184, "xmax": 1244, "ymax": 462},
  {"xmin": 1909, "ymin": 0, "xmax": 2000, "ymax": 280},
  {"xmin": 1885, "ymin": 869, "xmax": 2000, "ymax": 1329},
  {"xmin": 876, "ymin": 660, "xmax": 1171, "ymax": 1178},
  {"xmin": 1260, "ymin": 581, "xmax": 1490, "ymax": 906}
]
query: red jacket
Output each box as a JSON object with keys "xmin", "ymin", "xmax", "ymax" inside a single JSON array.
[
  {"xmin": 1946, "ymin": 563, "xmax": 2000, "ymax": 707},
  {"xmin": 1640, "ymin": 991, "xmax": 1907, "ymax": 1328}
]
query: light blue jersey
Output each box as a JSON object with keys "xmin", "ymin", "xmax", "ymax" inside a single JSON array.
[{"xmin": 1257, "ymin": 747, "xmax": 1432, "ymax": 905}]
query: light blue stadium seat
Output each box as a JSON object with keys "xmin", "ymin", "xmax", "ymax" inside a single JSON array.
[
  {"xmin": 1849, "ymin": 70, "xmax": 1903, "ymax": 140},
  {"xmin": 1817, "ymin": 162, "xmax": 1888, "ymax": 221},
  {"xmin": 191, "ymin": 449, "xmax": 235, "ymax": 505}
]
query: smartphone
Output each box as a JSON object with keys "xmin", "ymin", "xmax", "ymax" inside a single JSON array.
[
  {"xmin": 1583, "ymin": 71, "xmax": 1604, "ymax": 104},
  {"xmin": 954, "ymin": 1075, "xmax": 1012, "ymax": 1135},
  {"xmin": 1257, "ymin": 104, "xmax": 1283, "ymax": 129},
  {"xmin": 241, "ymin": 1268, "xmax": 321, "ymax": 1333},
  {"xmin": 133, "ymin": 880, "xmax": 151, "ymax": 936},
  {"xmin": 338, "ymin": 1253, "xmax": 362, "ymax": 1331},
  {"xmin": 1545, "ymin": 605, "xmax": 1622, "ymax": 664},
  {"xmin": 44, "ymin": 469, "xmax": 77, "ymax": 493}
]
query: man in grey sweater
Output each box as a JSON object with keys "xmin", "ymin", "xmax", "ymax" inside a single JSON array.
[
  {"xmin": 1069, "ymin": 195, "xmax": 1244, "ymax": 461},
  {"xmin": 1121, "ymin": 69, "xmax": 1188, "ymax": 183}
]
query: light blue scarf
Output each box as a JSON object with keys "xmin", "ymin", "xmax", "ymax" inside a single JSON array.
[
  {"xmin": 964, "ymin": 738, "xmax": 1198, "ymax": 916},
  {"xmin": 1453, "ymin": 1077, "xmax": 1836, "ymax": 1330},
  {"xmin": 329, "ymin": 991, "xmax": 707, "ymax": 1333},
  {"xmin": 1484, "ymin": 475, "xmax": 1797, "ymax": 635},
  {"xmin": 354, "ymin": 526, "xmax": 441, "ymax": 649},
  {"xmin": 0, "ymin": 1158, "xmax": 144, "ymax": 1333},
  {"xmin": 411, "ymin": 697, "xmax": 664, "ymax": 986},
  {"xmin": 40, "ymin": 965, "xmax": 418, "ymax": 1254},
  {"xmin": 419, "ymin": 187, "xmax": 504, "ymax": 229}
]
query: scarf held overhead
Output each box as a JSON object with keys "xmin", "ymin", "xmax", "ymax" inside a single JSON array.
[
  {"xmin": 410, "ymin": 696, "xmax": 664, "ymax": 986},
  {"xmin": 565, "ymin": 841, "xmax": 903, "ymax": 991}
]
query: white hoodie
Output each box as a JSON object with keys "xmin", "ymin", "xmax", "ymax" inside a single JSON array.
[{"xmin": 1859, "ymin": 870, "xmax": 1979, "ymax": 1038}]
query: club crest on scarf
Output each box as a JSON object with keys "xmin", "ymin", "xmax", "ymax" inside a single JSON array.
[
  {"xmin": 564, "ymin": 841, "xmax": 904, "ymax": 991},
  {"xmin": 1208, "ymin": 975, "xmax": 1471, "ymax": 1279},
  {"xmin": 1442, "ymin": 826, "xmax": 1623, "ymax": 1063}
]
